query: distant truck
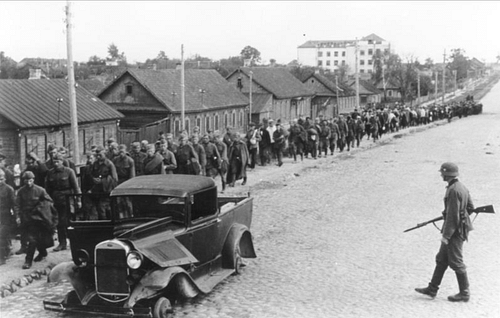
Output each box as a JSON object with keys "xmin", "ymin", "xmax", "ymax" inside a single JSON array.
[{"xmin": 44, "ymin": 175, "xmax": 256, "ymax": 318}]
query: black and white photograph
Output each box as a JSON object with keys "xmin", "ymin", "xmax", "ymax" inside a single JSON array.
[{"xmin": 0, "ymin": 1, "xmax": 499, "ymax": 317}]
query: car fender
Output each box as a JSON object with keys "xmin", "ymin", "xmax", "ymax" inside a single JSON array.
[
  {"xmin": 48, "ymin": 261, "xmax": 96, "ymax": 305},
  {"xmin": 127, "ymin": 266, "xmax": 203, "ymax": 307},
  {"xmin": 222, "ymin": 224, "xmax": 257, "ymax": 269}
]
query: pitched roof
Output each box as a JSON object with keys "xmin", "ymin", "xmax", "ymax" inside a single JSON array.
[
  {"xmin": 361, "ymin": 34, "xmax": 386, "ymax": 42},
  {"xmin": 346, "ymin": 79, "xmax": 382, "ymax": 95},
  {"xmin": 77, "ymin": 78, "xmax": 107, "ymax": 95},
  {"xmin": 100, "ymin": 69, "xmax": 249, "ymax": 113},
  {"xmin": 0, "ymin": 79, "xmax": 123, "ymax": 129},
  {"xmin": 375, "ymin": 79, "xmax": 400, "ymax": 90},
  {"xmin": 302, "ymin": 72, "xmax": 352, "ymax": 97},
  {"xmin": 249, "ymin": 93, "xmax": 272, "ymax": 113},
  {"xmin": 231, "ymin": 67, "xmax": 315, "ymax": 99}
]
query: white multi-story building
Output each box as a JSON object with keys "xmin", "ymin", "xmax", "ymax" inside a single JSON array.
[{"xmin": 297, "ymin": 34, "xmax": 391, "ymax": 77}]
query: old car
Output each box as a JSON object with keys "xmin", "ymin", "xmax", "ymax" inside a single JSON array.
[{"xmin": 43, "ymin": 175, "xmax": 256, "ymax": 317}]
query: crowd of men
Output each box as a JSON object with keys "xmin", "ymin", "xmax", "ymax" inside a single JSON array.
[{"xmin": 0, "ymin": 95, "xmax": 482, "ymax": 268}]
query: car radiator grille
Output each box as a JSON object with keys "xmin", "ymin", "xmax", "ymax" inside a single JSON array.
[{"xmin": 95, "ymin": 244, "xmax": 130, "ymax": 296}]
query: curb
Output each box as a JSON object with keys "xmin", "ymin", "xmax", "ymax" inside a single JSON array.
[{"xmin": 0, "ymin": 263, "xmax": 56, "ymax": 298}]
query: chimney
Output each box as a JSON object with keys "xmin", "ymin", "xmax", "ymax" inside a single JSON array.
[{"xmin": 29, "ymin": 69, "xmax": 42, "ymax": 80}]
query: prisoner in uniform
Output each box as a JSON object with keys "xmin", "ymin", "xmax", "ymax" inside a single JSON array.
[{"xmin": 45, "ymin": 154, "xmax": 81, "ymax": 251}]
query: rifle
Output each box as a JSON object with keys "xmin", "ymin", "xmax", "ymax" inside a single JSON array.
[{"xmin": 404, "ymin": 205, "xmax": 495, "ymax": 233}]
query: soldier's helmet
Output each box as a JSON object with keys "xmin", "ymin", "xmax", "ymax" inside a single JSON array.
[{"xmin": 439, "ymin": 162, "xmax": 459, "ymax": 177}]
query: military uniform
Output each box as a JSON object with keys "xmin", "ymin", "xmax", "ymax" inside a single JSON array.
[
  {"xmin": 45, "ymin": 164, "xmax": 80, "ymax": 250},
  {"xmin": 0, "ymin": 181, "xmax": 15, "ymax": 264},
  {"xmin": 415, "ymin": 163, "xmax": 474, "ymax": 302},
  {"xmin": 15, "ymin": 180, "xmax": 55, "ymax": 269}
]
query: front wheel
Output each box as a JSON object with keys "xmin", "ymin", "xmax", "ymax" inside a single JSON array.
[
  {"xmin": 233, "ymin": 245, "xmax": 243, "ymax": 275},
  {"xmin": 153, "ymin": 297, "xmax": 173, "ymax": 318}
]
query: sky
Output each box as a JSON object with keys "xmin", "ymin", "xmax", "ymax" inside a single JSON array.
[{"xmin": 1, "ymin": 1, "xmax": 500, "ymax": 65}]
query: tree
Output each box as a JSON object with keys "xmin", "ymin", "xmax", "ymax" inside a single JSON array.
[
  {"xmin": 448, "ymin": 48, "xmax": 469, "ymax": 81},
  {"xmin": 240, "ymin": 46, "xmax": 261, "ymax": 65},
  {"xmin": 107, "ymin": 43, "xmax": 120, "ymax": 60},
  {"xmin": 215, "ymin": 56, "xmax": 243, "ymax": 78}
]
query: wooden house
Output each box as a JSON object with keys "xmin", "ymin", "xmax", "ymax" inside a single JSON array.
[
  {"xmin": 226, "ymin": 67, "xmax": 315, "ymax": 125},
  {"xmin": 0, "ymin": 79, "xmax": 124, "ymax": 169},
  {"xmin": 98, "ymin": 68, "xmax": 249, "ymax": 143},
  {"xmin": 301, "ymin": 72, "xmax": 358, "ymax": 118}
]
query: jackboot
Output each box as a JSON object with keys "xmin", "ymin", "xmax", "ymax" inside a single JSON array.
[
  {"xmin": 53, "ymin": 229, "xmax": 67, "ymax": 252},
  {"xmin": 415, "ymin": 264, "xmax": 447, "ymax": 298},
  {"xmin": 22, "ymin": 244, "xmax": 36, "ymax": 269},
  {"xmin": 15, "ymin": 244, "xmax": 28, "ymax": 255},
  {"xmin": 241, "ymin": 177, "xmax": 247, "ymax": 186},
  {"xmin": 448, "ymin": 272, "xmax": 470, "ymax": 302},
  {"xmin": 34, "ymin": 248, "xmax": 48, "ymax": 262}
]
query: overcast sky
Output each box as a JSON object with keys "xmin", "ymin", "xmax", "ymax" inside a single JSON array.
[{"xmin": 2, "ymin": 1, "xmax": 499, "ymax": 65}]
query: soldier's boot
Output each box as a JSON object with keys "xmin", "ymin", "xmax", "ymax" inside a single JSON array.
[
  {"xmin": 53, "ymin": 229, "xmax": 67, "ymax": 252},
  {"xmin": 221, "ymin": 181, "xmax": 226, "ymax": 193},
  {"xmin": 448, "ymin": 272, "xmax": 470, "ymax": 302},
  {"xmin": 22, "ymin": 244, "xmax": 36, "ymax": 269},
  {"xmin": 34, "ymin": 248, "xmax": 48, "ymax": 262},
  {"xmin": 241, "ymin": 177, "xmax": 247, "ymax": 186},
  {"xmin": 415, "ymin": 264, "xmax": 446, "ymax": 298},
  {"xmin": 15, "ymin": 235, "xmax": 28, "ymax": 255}
]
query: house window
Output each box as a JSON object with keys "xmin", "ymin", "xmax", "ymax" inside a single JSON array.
[
  {"xmin": 334, "ymin": 60, "xmax": 338, "ymax": 66},
  {"xmin": 368, "ymin": 49, "xmax": 373, "ymax": 55},
  {"xmin": 327, "ymin": 52, "xmax": 331, "ymax": 57},
  {"xmin": 334, "ymin": 51, "xmax": 338, "ymax": 57},
  {"xmin": 318, "ymin": 61, "xmax": 323, "ymax": 66},
  {"xmin": 376, "ymin": 49, "xmax": 381, "ymax": 54},
  {"xmin": 360, "ymin": 60, "xmax": 365, "ymax": 65},
  {"xmin": 360, "ymin": 50, "xmax": 365, "ymax": 56},
  {"xmin": 184, "ymin": 119, "xmax": 190, "ymax": 134},
  {"xmin": 368, "ymin": 59, "xmax": 373, "ymax": 65},
  {"xmin": 342, "ymin": 51, "xmax": 346, "ymax": 57},
  {"xmin": 239, "ymin": 111, "xmax": 243, "ymax": 126},
  {"xmin": 368, "ymin": 69, "xmax": 373, "ymax": 73},
  {"xmin": 368, "ymin": 40, "xmax": 373, "ymax": 44},
  {"xmin": 237, "ymin": 78, "xmax": 243, "ymax": 90},
  {"xmin": 196, "ymin": 117, "xmax": 201, "ymax": 131},
  {"xmin": 126, "ymin": 84, "xmax": 133, "ymax": 94},
  {"xmin": 318, "ymin": 51, "xmax": 323, "ymax": 57},
  {"xmin": 326, "ymin": 61, "xmax": 331, "ymax": 66},
  {"xmin": 232, "ymin": 112, "xmax": 236, "ymax": 127},
  {"xmin": 342, "ymin": 60, "xmax": 345, "ymax": 65},
  {"xmin": 174, "ymin": 120, "xmax": 180, "ymax": 135},
  {"xmin": 215, "ymin": 114, "xmax": 219, "ymax": 131},
  {"xmin": 388, "ymin": 91, "xmax": 393, "ymax": 97},
  {"xmin": 224, "ymin": 113, "xmax": 228, "ymax": 128},
  {"xmin": 360, "ymin": 69, "xmax": 365, "ymax": 73},
  {"xmin": 205, "ymin": 116, "xmax": 210, "ymax": 132}
]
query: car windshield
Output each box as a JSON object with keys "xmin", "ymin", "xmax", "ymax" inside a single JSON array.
[{"xmin": 112, "ymin": 195, "xmax": 186, "ymax": 222}]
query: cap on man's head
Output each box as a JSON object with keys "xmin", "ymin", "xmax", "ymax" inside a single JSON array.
[
  {"xmin": 22, "ymin": 171, "xmax": 35, "ymax": 180},
  {"xmin": 107, "ymin": 138, "xmax": 116, "ymax": 144},
  {"xmin": 52, "ymin": 153, "xmax": 64, "ymax": 161},
  {"xmin": 439, "ymin": 162, "xmax": 459, "ymax": 177},
  {"xmin": 47, "ymin": 144, "xmax": 57, "ymax": 153}
]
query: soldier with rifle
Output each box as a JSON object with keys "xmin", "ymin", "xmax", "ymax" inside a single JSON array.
[{"xmin": 410, "ymin": 162, "xmax": 492, "ymax": 302}]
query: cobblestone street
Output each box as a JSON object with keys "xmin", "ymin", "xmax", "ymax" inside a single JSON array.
[{"xmin": 1, "ymin": 84, "xmax": 499, "ymax": 317}]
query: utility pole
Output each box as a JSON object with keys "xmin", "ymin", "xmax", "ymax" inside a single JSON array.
[
  {"xmin": 181, "ymin": 44, "xmax": 185, "ymax": 132},
  {"xmin": 355, "ymin": 38, "xmax": 360, "ymax": 109},
  {"xmin": 249, "ymin": 71, "xmax": 253, "ymax": 127},
  {"xmin": 65, "ymin": 1, "xmax": 79, "ymax": 165},
  {"xmin": 335, "ymin": 75, "xmax": 340, "ymax": 116},
  {"xmin": 442, "ymin": 49, "xmax": 446, "ymax": 105},
  {"xmin": 417, "ymin": 71, "xmax": 421, "ymax": 103},
  {"xmin": 435, "ymin": 70, "xmax": 438, "ymax": 102}
]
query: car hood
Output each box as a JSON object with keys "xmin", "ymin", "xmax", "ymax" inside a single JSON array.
[{"xmin": 123, "ymin": 230, "xmax": 198, "ymax": 268}]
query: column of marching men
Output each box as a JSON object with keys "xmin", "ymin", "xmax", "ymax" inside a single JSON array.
[{"xmin": 0, "ymin": 96, "xmax": 482, "ymax": 268}]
